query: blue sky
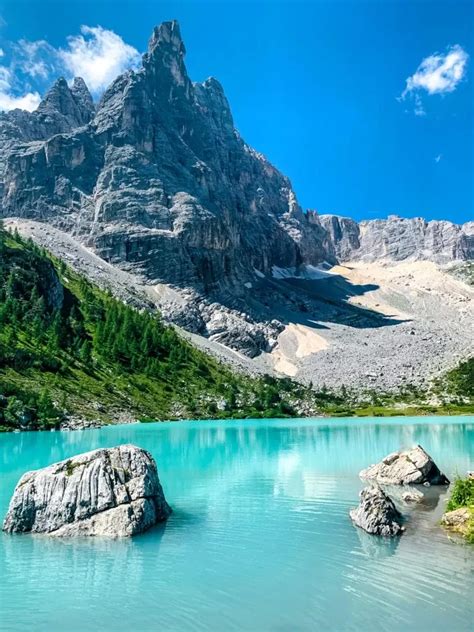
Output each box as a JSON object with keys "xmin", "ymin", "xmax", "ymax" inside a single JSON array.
[{"xmin": 0, "ymin": 0, "xmax": 472, "ymax": 223}]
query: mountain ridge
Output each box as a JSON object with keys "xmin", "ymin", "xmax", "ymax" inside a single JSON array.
[{"xmin": 320, "ymin": 214, "xmax": 473, "ymax": 263}]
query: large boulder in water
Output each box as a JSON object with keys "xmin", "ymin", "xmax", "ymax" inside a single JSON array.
[
  {"xmin": 359, "ymin": 445, "xmax": 449, "ymax": 486},
  {"xmin": 350, "ymin": 486, "xmax": 404, "ymax": 537},
  {"xmin": 2, "ymin": 444, "xmax": 171, "ymax": 536}
]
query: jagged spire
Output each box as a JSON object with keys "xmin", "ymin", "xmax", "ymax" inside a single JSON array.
[
  {"xmin": 37, "ymin": 77, "xmax": 71, "ymax": 112},
  {"xmin": 71, "ymin": 77, "xmax": 95, "ymax": 122},
  {"xmin": 142, "ymin": 20, "xmax": 192, "ymax": 100},
  {"xmin": 36, "ymin": 76, "xmax": 94, "ymax": 127},
  {"xmin": 147, "ymin": 20, "xmax": 185, "ymax": 56}
]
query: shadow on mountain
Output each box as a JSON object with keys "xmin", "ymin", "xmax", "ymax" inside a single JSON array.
[{"xmin": 237, "ymin": 270, "xmax": 410, "ymax": 331}]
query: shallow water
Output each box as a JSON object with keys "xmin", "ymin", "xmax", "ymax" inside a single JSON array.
[{"xmin": 0, "ymin": 416, "xmax": 473, "ymax": 632}]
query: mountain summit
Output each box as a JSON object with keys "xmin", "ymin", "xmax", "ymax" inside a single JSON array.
[{"xmin": 2, "ymin": 21, "xmax": 331, "ymax": 293}]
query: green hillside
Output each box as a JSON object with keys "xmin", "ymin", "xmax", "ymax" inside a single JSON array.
[{"xmin": 0, "ymin": 223, "xmax": 326, "ymax": 430}]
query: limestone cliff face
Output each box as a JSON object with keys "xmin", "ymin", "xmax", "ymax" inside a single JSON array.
[
  {"xmin": 0, "ymin": 77, "xmax": 95, "ymax": 192},
  {"xmin": 320, "ymin": 214, "xmax": 473, "ymax": 263},
  {"xmin": 1, "ymin": 21, "xmax": 331, "ymax": 291}
]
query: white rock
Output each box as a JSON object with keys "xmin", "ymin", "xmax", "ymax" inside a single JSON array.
[
  {"xmin": 359, "ymin": 445, "xmax": 449, "ymax": 486},
  {"xmin": 2, "ymin": 444, "xmax": 171, "ymax": 537}
]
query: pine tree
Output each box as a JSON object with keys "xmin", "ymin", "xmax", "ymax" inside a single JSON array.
[{"xmin": 79, "ymin": 339, "xmax": 93, "ymax": 365}]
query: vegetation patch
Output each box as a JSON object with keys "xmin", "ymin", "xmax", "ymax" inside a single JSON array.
[
  {"xmin": 443, "ymin": 477, "xmax": 474, "ymax": 544},
  {"xmin": 65, "ymin": 460, "xmax": 82, "ymax": 476}
]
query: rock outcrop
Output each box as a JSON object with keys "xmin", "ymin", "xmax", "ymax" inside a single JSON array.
[
  {"xmin": 3, "ymin": 445, "xmax": 171, "ymax": 536},
  {"xmin": 350, "ymin": 485, "xmax": 404, "ymax": 536},
  {"xmin": 0, "ymin": 77, "xmax": 95, "ymax": 191},
  {"xmin": 440, "ymin": 507, "xmax": 472, "ymax": 538},
  {"xmin": 359, "ymin": 445, "xmax": 449, "ymax": 486},
  {"xmin": 320, "ymin": 214, "xmax": 473, "ymax": 263}
]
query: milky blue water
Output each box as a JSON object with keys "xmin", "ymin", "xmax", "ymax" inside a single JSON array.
[{"xmin": 0, "ymin": 416, "xmax": 473, "ymax": 632}]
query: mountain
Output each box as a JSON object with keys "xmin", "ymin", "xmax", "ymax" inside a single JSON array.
[
  {"xmin": 0, "ymin": 77, "xmax": 95, "ymax": 193},
  {"xmin": 0, "ymin": 20, "xmax": 472, "ymax": 395},
  {"xmin": 320, "ymin": 214, "xmax": 473, "ymax": 263},
  {"xmin": 0, "ymin": 21, "xmax": 338, "ymax": 356},
  {"xmin": 1, "ymin": 22, "xmax": 331, "ymax": 286}
]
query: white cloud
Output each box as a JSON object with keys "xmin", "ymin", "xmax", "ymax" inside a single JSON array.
[
  {"xmin": 403, "ymin": 45, "xmax": 468, "ymax": 96},
  {"xmin": 400, "ymin": 45, "xmax": 469, "ymax": 114},
  {"xmin": 434, "ymin": 154, "xmax": 442, "ymax": 163},
  {"xmin": 58, "ymin": 25, "xmax": 140, "ymax": 94},
  {"xmin": 0, "ymin": 25, "xmax": 140, "ymax": 111},
  {"xmin": 0, "ymin": 66, "xmax": 41, "ymax": 111}
]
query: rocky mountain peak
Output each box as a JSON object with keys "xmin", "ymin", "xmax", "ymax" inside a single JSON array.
[
  {"xmin": 35, "ymin": 75, "xmax": 94, "ymax": 128},
  {"xmin": 70, "ymin": 77, "xmax": 95, "ymax": 122},
  {"xmin": 37, "ymin": 77, "xmax": 73, "ymax": 112},
  {"xmin": 142, "ymin": 20, "xmax": 190, "ymax": 97},
  {"xmin": 148, "ymin": 20, "xmax": 185, "ymax": 56}
]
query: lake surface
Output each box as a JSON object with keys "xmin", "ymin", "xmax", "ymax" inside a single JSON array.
[{"xmin": 0, "ymin": 416, "xmax": 473, "ymax": 631}]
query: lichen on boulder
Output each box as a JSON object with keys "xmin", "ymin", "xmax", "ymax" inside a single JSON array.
[{"xmin": 2, "ymin": 444, "xmax": 171, "ymax": 537}]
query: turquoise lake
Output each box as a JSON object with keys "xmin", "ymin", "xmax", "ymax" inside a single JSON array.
[{"xmin": 1, "ymin": 416, "xmax": 473, "ymax": 631}]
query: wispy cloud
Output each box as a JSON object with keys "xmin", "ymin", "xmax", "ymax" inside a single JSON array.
[
  {"xmin": 399, "ymin": 45, "xmax": 469, "ymax": 115},
  {"xmin": 13, "ymin": 40, "xmax": 57, "ymax": 80},
  {"xmin": 0, "ymin": 25, "xmax": 140, "ymax": 111},
  {"xmin": 434, "ymin": 154, "xmax": 442, "ymax": 163}
]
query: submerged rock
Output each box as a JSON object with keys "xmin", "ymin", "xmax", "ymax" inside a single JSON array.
[
  {"xmin": 373, "ymin": 484, "xmax": 424, "ymax": 504},
  {"xmin": 350, "ymin": 486, "xmax": 404, "ymax": 537},
  {"xmin": 3, "ymin": 445, "xmax": 171, "ymax": 537},
  {"xmin": 359, "ymin": 445, "xmax": 449, "ymax": 486}
]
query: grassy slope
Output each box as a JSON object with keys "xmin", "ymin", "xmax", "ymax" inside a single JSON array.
[{"xmin": 0, "ymin": 227, "xmax": 330, "ymax": 430}]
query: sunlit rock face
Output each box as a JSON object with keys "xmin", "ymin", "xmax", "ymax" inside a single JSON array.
[
  {"xmin": 1, "ymin": 20, "xmax": 331, "ymax": 292},
  {"xmin": 0, "ymin": 77, "xmax": 95, "ymax": 191},
  {"xmin": 320, "ymin": 214, "xmax": 473, "ymax": 263},
  {"xmin": 3, "ymin": 445, "xmax": 171, "ymax": 537}
]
